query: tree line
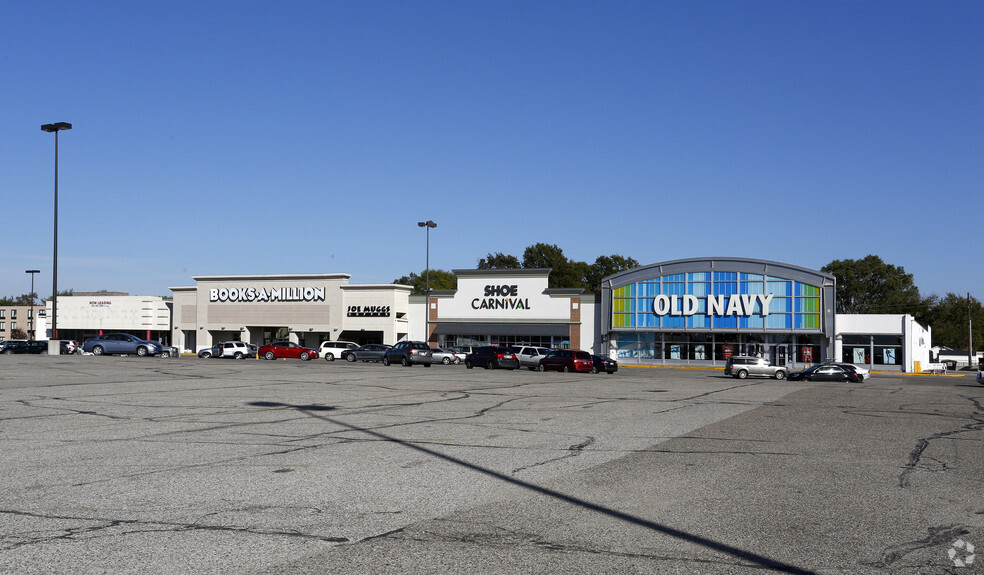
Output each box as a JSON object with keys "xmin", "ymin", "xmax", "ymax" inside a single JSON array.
[{"xmin": 394, "ymin": 248, "xmax": 983, "ymax": 351}]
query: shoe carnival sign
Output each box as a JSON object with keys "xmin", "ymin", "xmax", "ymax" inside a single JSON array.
[
  {"xmin": 653, "ymin": 294, "xmax": 775, "ymax": 316},
  {"xmin": 209, "ymin": 287, "xmax": 326, "ymax": 303},
  {"xmin": 471, "ymin": 284, "xmax": 532, "ymax": 311}
]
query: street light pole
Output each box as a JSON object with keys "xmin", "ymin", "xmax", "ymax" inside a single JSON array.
[
  {"xmin": 25, "ymin": 270, "xmax": 40, "ymax": 340},
  {"xmin": 41, "ymin": 122, "xmax": 71, "ymax": 352},
  {"xmin": 417, "ymin": 220, "xmax": 437, "ymax": 345}
]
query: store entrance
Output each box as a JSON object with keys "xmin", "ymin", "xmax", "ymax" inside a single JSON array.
[{"xmin": 771, "ymin": 344, "xmax": 788, "ymax": 366}]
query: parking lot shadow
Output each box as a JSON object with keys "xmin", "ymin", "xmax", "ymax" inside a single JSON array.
[{"xmin": 247, "ymin": 400, "xmax": 815, "ymax": 574}]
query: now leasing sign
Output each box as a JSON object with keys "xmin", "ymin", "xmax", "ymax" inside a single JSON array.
[{"xmin": 653, "ymin": 294, "xmax": 775, "ymax": 317}]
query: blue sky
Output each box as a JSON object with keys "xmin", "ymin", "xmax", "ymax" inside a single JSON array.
[{"xmin": 3, "ymin": 1, "xmax": 982, "ymax": 302}]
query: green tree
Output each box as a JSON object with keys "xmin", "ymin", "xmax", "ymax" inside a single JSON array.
[
  {"xmin": 522, "ymin": 243, "xmax": 589, "ymax": 290},
  {"xmin": 821, "ymin": 255, "xmax": 934, "ymax": 323},
  {"xmin": 477, "ymin": 252, "xmax": 521, "ymax": 269},
  {"xmin": 926, "ymin": 293, "xmax": 984, "ymax": 351},
  {"xmin": 585, "ymin": 255, "xmax": 641, "ymax": 292},
  {"xmin": 393, "ymin": 269, "xmax": 457, "ymax": 295}
]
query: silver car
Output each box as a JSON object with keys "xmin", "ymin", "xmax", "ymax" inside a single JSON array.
[
  {"xmin": 723, "ymin": 356, "xmax": 787, "ymax": 380},
  {"xmin": 510, "ymin": 346, "xmax": 553, "ymax": 370},
  {"xmin": 431, "ymin": 348, "xmax": 464, "ymax": 364}
]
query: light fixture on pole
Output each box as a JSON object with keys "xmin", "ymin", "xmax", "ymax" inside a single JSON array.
[
  {"xmin": 25, "ymin": 269, "xmax": 40, "ymax": 340},
  {"xmin": 41, "ymin": 121, "xmax": 71, "ymax": 353},
  {"xmin": 417, "ymin": 220, "xmax": 437, "ymax": 345}
]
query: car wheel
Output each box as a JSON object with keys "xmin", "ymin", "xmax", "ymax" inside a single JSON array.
[
  {"xmin": 774, "ymin": 370, "xmax": 786, "ymax": 380},
  {"xmin": 326, "ymin": 353, "xmax": 334, "ymax": 362},
  {"xmin": 201, "ymin": 352, "xmax": 211, "ymax": 359},
  {"xmin": 346, "ymin": 354, "xmax": 356, "ymax": 362},
  {"xmin": 92, "ymin": 346, "xmax": 104, "ymax": 356},
  {"xmin": 591, "ymin": 366, "xmax": 599, "ymax": 374},
  {"xmin": 563, "ymin": 365, "xmax": 570, "ymax": 373},
  {"xmin": 537, "ymin": 363, "xmax": 545, "ymax": 372},
  {"xmin": 453, "ymin": 358, "xmax": 461, "ymax": 364},
  {"xmin": 442, "ymin": 357, "xmax": 451, "ymax": 364},
  {"xmin": 300, "ymin": 352, "xmax": 310, "ymax": 361},
  {"xmin": 736, "ymin": 369, "xmax": 748, "ymax": 379},
  {"xmin": 465, "ymin": 360, "xmax": 473, "ymax": 369},
  {"xmin": 401, "ymin": 357, "xmax": 410, "ymax": 367},
  {"xmin": 136, "ymin": 347, "xmax": 148, "ymax": 357},
  {"xmin": 234, "ymin": 352, "xmax": 244, "ymax": 360},
  {"xmin": 264, "ymin": 351, "xmax": 275, "ymax": 360},
  {"xmin": 382, "ymin": 356, "xmax": 390, "ymax": 366}
]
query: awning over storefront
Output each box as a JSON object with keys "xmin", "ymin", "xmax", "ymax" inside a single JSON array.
[{"xmin": 431, "ymin": 323, "xmax": 571, "ymax": 336}]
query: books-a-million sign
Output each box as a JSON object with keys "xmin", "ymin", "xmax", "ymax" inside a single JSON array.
[{"xmin": 209, "ymin": 287, "xmax": 326, "ymax": 303}]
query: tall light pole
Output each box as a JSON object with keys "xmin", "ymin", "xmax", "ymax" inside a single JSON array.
[
  {"xmin": 25, "ymin": 270, "xmax": 40, "ymax": 340},
  {"xmin": 417, "ymin": 220, "xmax": 437, "ymax": 345},
  {"xmin": 42, "ymin": 122, "xmax": 71, "ymax": 351}
]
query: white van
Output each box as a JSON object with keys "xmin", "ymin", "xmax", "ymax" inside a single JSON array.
[{"xmin": 319, "ymin": 341, "xmax": 359, "ymax": 361}]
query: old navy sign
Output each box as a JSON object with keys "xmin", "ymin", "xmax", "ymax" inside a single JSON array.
[
  {"xmin": 210, "ymin": 286, "xmax": 326, "ymax": 303},
  {"xmin": 653, "ymin": 294, "xmax": 774, "ymax": 316}
]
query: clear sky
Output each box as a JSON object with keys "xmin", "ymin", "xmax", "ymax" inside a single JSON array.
[{"xmin": 3, "ymin": 1, "xmax": 981, "ymax": 302}]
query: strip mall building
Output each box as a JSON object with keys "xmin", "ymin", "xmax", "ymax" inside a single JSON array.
[{"xmin": 43, "ymin": 258, "xmax": 932, "ymax": 371}]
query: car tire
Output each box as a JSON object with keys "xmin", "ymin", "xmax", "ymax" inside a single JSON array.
[
  {"xmin": 300, "ymin": 352, "xmax": 311, "ymax": 361},
  {"xmin": 442, "ymin": 357, "xmax": 451, "ymax": 364},
  {"xmin": 346, "ymin": 354, "xmax": 356, "ymax": 362},
  {"xmin": 326, "ymin": 353, "xmax": 335, "ymax": 362},
  {"xmin": 382, "ymin": 356, "xmax": 391, "ymax": 366},
  {"xmin": 264, "ymin": 351, "xmax": 275, "ymax": 360},
  {"xmin": 591, "ymin": 366, "xmax": 598, "ymax": 374},
  {"xmin": 136, "ymin": 347, "xmax": 148, "ymax": 357},
  {"xmin": 201, "ymin": 352, "xmax": 211, "ymax": 359},
  {"xmin": 234, "ymin": 352, "xmax": 244, "ymax": 360},
  {"xmin": 563, "ymin": 365, "xmax": 570, "ymax": 373},
  {"xmin": 453, "ymin": 358, "xmax": 461, "ymax": 364},
  {"xmin": 736, "ymin": 369, "xmax": 748, "ymax": 379},
  {"xmin": 537, "ymin": 363, "xmax": 545, "ymax": 372},
  {"xmin": 774, "ymin": 370, "xmax": 786, "ymax": 380},
  {"xmin": 401, "ymin": 357, "xmax": 411, "ymax": 367}
]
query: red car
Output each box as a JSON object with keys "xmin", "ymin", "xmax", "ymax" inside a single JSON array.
[
  {"xmin": 258, "ymin": 341, "xmax": 318, "ymax": 361},
  {"xmin": 537, "ymin": 349, "xmax": 594, "ymax": 373}
]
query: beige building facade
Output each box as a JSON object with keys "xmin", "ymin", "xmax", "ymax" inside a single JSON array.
[{"xmin": 170, "ymin": 274, "xmax": 411, "ymax": 353}]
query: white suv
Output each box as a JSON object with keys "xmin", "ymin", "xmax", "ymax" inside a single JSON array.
[
  {"xmin": 319, "ymin": 341, "xmax": 359, "ymax": 361},
  {"xmin": 217, "ymin": 341, "xmax": 256, "ymax": 359}
]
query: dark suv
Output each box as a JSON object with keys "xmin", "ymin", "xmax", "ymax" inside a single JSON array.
[
  {"xmin": 465, "ymin": 346, "xmax": 520, "ymax": 370},
  {"xmin": 723, "ymin": 356, "xmax": 787, "ymax": 380},
  {"xmin": 382, "ymin": 341, "xmax": 433, "ymax": 367}
]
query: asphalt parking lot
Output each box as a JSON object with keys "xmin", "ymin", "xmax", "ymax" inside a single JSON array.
[{"xmin": 0, "ymin": 356, "xmax": 981, "ymax": 574}]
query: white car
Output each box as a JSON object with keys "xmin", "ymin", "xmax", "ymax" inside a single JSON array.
[{"xmin": 319, "ymin": 341, "xmax": 359, "ymax": 361}]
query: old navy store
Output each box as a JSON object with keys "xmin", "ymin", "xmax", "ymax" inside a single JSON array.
[{"xmin": 600, "ymin": 258, "xmax": 836, "ymax": 366}]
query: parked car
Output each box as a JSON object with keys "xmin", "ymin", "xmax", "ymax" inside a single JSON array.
[
  {"xmin": 345, "ymin": 344, "xmax": 391, "ymax": 363},
  {"xmin": 723, "ymin": 356, "xmax": 787, "ymax": 380},
  {"xmin": 1, "ymin": 340, "xmax": 49, "ymax": 355},
  {"xmin": 452, "ymin": 345, "xmax": 478, "ymax": 356},
  {"xmin": 788, "ymin": 363, "xmax": 862, "ymax": 383},
  {"xmin": 465, "ymin": 346, "xmax": 520, "ymax": 370},
  {"xmin": 509, "ymin": 346, "xmax": 552, "ymax": 370},
  {"xmin": 259, "ymin": 341, "xmax": 318, "ymax": 361},
  {"xmin": 978, "ymin": 369, "xmax": 984, "ymax": 385},
  {"xmin": 61, "ymin": 340, "xmax": 80, "ymax": 355},
  {"xmin": 82, "ymin": 333, "xmax": 164, "ymax": 357},
  {"xmin": 432, "ymin": 348, "xmax": 464, "ymax": 364},
  {"xmin": 591, "ymin": 354, "xmax": 618, "ymax": 374},
  {"xmin": 382, "ymin": 341, "xmax": 433, "ymax": 367},
  {"xmin": 823, "ymin": 362, "xmax": 870, "ymax": 381},
  {"xmin": 159, "ymin": 342, "xmax": 180, "ymax": 358},
  {"xmin": 537, "ymin": 349, "xmax": 594, "ymax": 373},
  {"xmin": 198, "ymin": 344, "xmax": 222, "ymax": 359},
  {"xmin": 319, "ymin": 341, "xmax": 359, "ymax": 362},
  {"xmin": 215, "ymin": 341, "xmax": 255, "ymax": 359}
]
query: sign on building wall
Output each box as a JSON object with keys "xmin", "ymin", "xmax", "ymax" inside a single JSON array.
[{"xmin": 209, "ymin": 287, "xmax": 326, "ymax": 303}]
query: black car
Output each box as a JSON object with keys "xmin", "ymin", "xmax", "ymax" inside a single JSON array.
[
  {"xmin": 1, "ymin": 340, "xmax": 49, "ymax": 355},
  {"xmin": 345, "ymin": 344, "xmax": 391, "ymax": 362},
  {"xmin": 382, "ymin": 341, "xmax": 433, "ymax": 367},
  {"xmin": 788, "ymin": 363, "xmax": 861, "ymax": 383},
  {"xmin": 465, "ymin": 346, "xmax": 520, "ymax": 370},
  {"xmin": 591, "ymin": 354, "xmax": 618, "ymax": 374}
]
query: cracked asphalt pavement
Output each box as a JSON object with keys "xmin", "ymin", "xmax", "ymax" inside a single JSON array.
[{"xmin": 0, "ymin": 356, "xmax": 981, "ymax": 574}]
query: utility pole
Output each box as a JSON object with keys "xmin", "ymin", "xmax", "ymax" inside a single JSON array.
[{"xmin": 969, "ymin": 292, "xmax": 973, "ymax": 370}]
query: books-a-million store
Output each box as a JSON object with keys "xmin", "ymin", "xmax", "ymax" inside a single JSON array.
[
  {"xmin": 170, "ymin": 274, "xmax": 411, "ymax": 353},
  {"xmin": 600, "ymin": 258, "xmax": 837, "ymax": 366}
]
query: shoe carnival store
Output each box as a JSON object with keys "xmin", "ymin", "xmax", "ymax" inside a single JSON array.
[
  {"xmin": 420, "ymin": 268, "xmax": 591, "ymax": 350},
  {"xmin": 600, "ymin": 258, "xmax": 836, "ymax": 367},
  {"xmin": 170, "ymin": 274, "xmax": 411, "ymax": 353}
]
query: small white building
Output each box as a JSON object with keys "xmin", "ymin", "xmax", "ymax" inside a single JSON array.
[{"xmin": 834, "ymin": 314, "xmax": 932, "ymax": 372}]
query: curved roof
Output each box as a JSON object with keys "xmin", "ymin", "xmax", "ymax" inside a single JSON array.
[{"xmin": 602, "ymin": 257, "xmax": 835, "ymax": 289}]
